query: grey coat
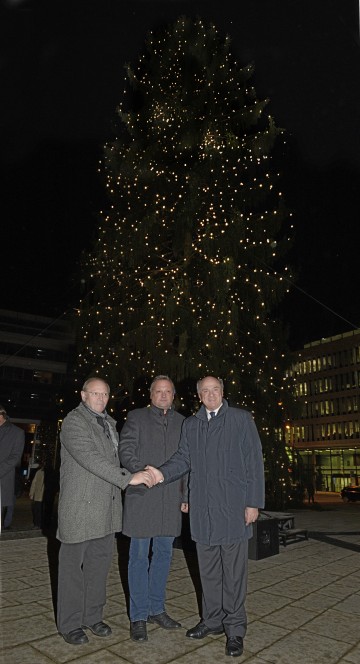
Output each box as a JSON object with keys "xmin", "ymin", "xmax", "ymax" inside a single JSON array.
[
  {"xmin": 160, "ymin": 399, "xmax": 265, "ymax": 546},
  {"xmin": 119, "ymin": 405, "xmax": 185, "ymax": 538},
  {"xmin": 57, "ymin": 403, "xmax": 132, "ymax": 544},
  {"xmin": 0, "ymin": 421, "xmax": 24, "ymax": 507}
]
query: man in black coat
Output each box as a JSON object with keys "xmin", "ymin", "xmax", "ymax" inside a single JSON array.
[
  {"xmin": 119, "ymin": 375, "xmax": 186, "ymax": 642},
  {"xmin": 147, "ymin": 376, "xmax": 265, "ymax": 658},
  {"xmin": 0, "ymin": 405, "xmax": 25, "ymax": 532}
]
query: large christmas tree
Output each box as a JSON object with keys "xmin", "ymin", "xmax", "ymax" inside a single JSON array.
[{"xmin": 78, "ymin": 16, "xmax": 297, "ymax": 506}]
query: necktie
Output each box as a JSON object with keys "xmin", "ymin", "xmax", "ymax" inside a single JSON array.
[{"xmin": 210, "ymin": 411, "xmax": 216, "ymax": 418}]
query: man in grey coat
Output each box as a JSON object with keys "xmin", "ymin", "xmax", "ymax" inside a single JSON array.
[
  {"xmin": 0, "ymin": 405, "xmax": 25, "ymax": 532},
  {"xmin": 119, "ymin": 375, "xmax": 186, "ymax": 642},
  {"xmin": 147, "ymin": 376, "xmax": 265, "ymax": 658},
  {"xmin": 57, "ymin": 377, "xmax": 155, "ymax": 646}
]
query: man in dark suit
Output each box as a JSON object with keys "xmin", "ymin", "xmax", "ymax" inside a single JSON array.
[
  {"xmin": 147, "ymin": 376, "xmax": 265, "ymax": 658},
  {"xmin": 0, "ymin": 405, "xmax": 25, "ymax": 532}
]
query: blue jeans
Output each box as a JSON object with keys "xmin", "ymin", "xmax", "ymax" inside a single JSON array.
[{"xmin": 128, "ymin": 536, "xmax": 174, "ymax": 621}]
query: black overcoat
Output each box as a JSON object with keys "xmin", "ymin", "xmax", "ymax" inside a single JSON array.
[
  {"xmin": 160, "ymin": 400, "xmax": 265, "ymax": 546},
  {"xmin": 119, "ymin": 405, "xmax": 185, "ymax": 538}
]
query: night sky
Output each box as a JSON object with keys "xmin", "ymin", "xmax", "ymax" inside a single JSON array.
[{"xmin": 1, "ymin": 0, "xmax": 360, "ymax": 349}]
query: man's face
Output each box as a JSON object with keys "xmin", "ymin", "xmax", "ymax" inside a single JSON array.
[
  {"xmin": 150, "ymin": 380, "xmax": 174, "ymax": 412},
  {"xmin": 198, "ymin": 377, "xmax": 223, "ymax": 411},
  {"xmin": 81, "ymin": 380, "xmax": 110, "ymax": 414},
  {"xmin": 0, "ymin": 414, "xmax": 5, "ymax": 427}
]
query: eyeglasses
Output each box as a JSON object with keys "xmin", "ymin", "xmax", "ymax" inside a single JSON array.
[{"xmin": 85, "ymin": 391, "xmax": 110, "ymax": 398}]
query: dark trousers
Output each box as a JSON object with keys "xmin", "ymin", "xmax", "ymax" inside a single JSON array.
[
  {"xmin": 57, "ymin": 534, "xmax": 114, "ymax": 634},
  {"xmin": 32, "ymin": 501, "xmax": 43, "ymax": 527},
  {"xmin": 1, "ymin": 504, "xmax": 14, "ymax": 529},
  {"xmin": 43, "ymin": 494, "xmax": 56, "ymax": 528},
  {"xmin": 196, "ymin": 541, "xmax": 248, "ymax": 638}
]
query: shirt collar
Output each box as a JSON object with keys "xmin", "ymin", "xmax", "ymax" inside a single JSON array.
[{"xmin": 206, "ymin": 404, "xmax": 223, "ymax": 420}]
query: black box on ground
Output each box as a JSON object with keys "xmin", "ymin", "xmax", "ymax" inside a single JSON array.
[{"xmin": 248, "ymin": 517, "xmax": 279, "ymax": 560}]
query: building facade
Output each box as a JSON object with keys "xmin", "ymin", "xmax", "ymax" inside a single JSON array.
[
  {"xmin": 0, "ymin": 308, "xmax": 76, "ymax": 469},
  {"xmin": 286, "ymin": 329, "xmax": 360, "ymax": 493}
]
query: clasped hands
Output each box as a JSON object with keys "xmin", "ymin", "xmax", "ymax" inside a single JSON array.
[{"xmin": 128, "ymin": 465, "xmax": 164, "ymax": 488}]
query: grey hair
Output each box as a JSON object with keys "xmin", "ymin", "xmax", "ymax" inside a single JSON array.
[
  {"xmin": 150, "ymin": 375, "xmax": 175, "ymax": 395},
  {"xmin": 196, "ymin": 377, "xmax": 224, "ymax": 395},
  {"xmin": 82, "ymin": 377, "xmax": 110, "ymax": 393}
]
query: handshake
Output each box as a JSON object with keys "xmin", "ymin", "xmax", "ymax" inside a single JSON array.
[{"xmin": 128, "ymin": 465, "xmax": 164, "ymax": 488}]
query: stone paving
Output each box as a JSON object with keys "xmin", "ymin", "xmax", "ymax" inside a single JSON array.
[{"xmin": 1, "ymin": 497, "xmax": 360, "ymax": 663}]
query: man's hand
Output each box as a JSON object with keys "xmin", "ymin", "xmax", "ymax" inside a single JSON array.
[
  {"xmin": 245, "ymin": 507, "xmax": 259, "ymax": 526},
  {"xmin": 145, "ymin": 465, "xmax": 164, "ymax": 484},
  {"xmin": 181, "ymin": 502, "xmax": 188, "ymax": 513},
  {"xmin": 129, "ymin": 470, "xmax": 156, "ymax": 488}
]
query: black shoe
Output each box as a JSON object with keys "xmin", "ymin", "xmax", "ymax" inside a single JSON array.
[
  {"xmin": 83, "ymin": 621, "xmax": 112, "ymax": 637},
  {"xmin": 61, "ymin": 628, "xmax": 89, "ymax": 645},
  {"xmin": 186, "ymin": 621, "xmax": 223, "ymax": 639},
  {"xmin": 130, "ymin": 620, "xmax": 148, "ymax": 642},
  {"xmin": 225, "ymin": 636, "xmax": 244, "ymax": 657},
  {"xmin": 148, "ymin": 612, "xmax": 181, "ymax": 629}
]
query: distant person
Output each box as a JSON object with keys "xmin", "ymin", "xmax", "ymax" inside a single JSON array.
[
  {"xmin": 147, "ymin": 376, "xmax": 265, "ymax": 658},
  {"xmin": 56, "ymin": 378, "xmax": 156, "ymax": 646},
  {"xmin": 307, "ymin": 483, "xmax": 315, "ymax": 504},
  {"xmin": 0, "ymin": 405, "xmax": 25, "ymax": 532},
  {"xmin": 119, "ymin": 375, "xmax": 186, "ymax": 642},
  {"xmin": 29, "ymin": 461, "xmax": 45, "ymax": 529}
]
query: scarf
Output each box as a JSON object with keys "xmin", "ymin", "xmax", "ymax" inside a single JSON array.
[{"xmin": 81, "ymin": 402, "xmax": 119, "ymax": 453}]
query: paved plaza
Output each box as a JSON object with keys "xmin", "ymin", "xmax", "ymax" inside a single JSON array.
[{"xmin": 1, "ymin": 495, "xmax": 360, "ymax": 663}]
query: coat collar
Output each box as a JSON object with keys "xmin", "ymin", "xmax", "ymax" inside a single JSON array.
[
  {"xmin": 76, "ymin": 402, "xmax": 116, "ymax": 426},
  {"xmin": 149, "ymin": 404, "xmax": 175, "ymax": 417}
]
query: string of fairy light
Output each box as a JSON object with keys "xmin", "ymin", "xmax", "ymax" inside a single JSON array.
[{"xmin": 77, "ymin": 12, "xmax": 296, "ymax": 486}]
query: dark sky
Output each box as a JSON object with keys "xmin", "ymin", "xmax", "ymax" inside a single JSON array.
[{"xmin": 1, "ymin": 0, "xmax": 360, "ymax": 349}]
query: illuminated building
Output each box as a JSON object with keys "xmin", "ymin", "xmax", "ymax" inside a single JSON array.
[{"xmin": 287, "ymin": 329, "xmax": 360, "ymax": 492}]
